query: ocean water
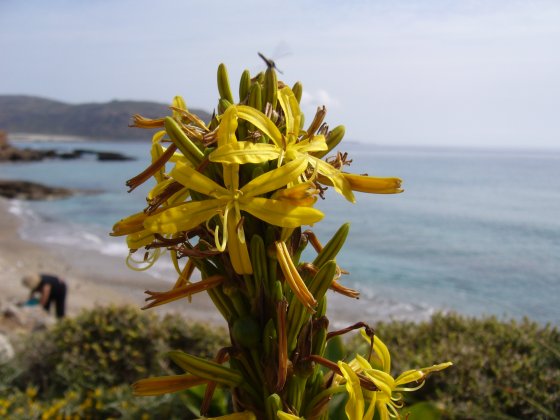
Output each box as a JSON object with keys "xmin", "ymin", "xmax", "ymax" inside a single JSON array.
[{"xmin": 2, "ymin": 140, "xmax": 559, "ymax": 324}]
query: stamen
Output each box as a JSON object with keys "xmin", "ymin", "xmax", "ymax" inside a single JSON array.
[{"xmin": 202, "ymin": 127, "xmax": 219, "ymax": 146}]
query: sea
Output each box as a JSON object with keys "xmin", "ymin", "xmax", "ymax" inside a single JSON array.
[{"xmin": 1, "ymin": 140, "xmax": 559, "ymax": 325}]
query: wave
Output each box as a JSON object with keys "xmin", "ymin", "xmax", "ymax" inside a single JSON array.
[{"xmin": 10, "ymin": 200, "xmax": 178, "ymax": 282}]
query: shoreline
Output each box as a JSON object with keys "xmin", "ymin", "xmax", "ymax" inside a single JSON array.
[{"xmin": 0, "ymin": 197, "xmax": 224, "ymax": 332}]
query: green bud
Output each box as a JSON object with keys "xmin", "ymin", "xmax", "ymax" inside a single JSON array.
[
  {"xmin": 313, "ymin": 223, "xmax": 350, "ymax": 269},
  {"xmin": 217, "ymin": 63, "xmax": 234, "ymax": 104},
  {"xmin": 292, "ymin": 81, "xmax": 303, "ymax": 103},
  {"xmin": 239, "ymin": 69, "xmax": 251, "ymax": 103}
]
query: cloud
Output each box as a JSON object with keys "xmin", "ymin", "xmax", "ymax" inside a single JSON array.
[{"xmin": 301, "ymin": 89, "xmax": 340, "ymax": 109}]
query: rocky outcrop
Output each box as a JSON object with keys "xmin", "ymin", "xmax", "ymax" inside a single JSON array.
[
  {"xmin": 0, "ymin": 132, "xmax": 134, "ymax": 162},
  {"xmin": 0, "ymin": 180, "xmax": 74, "ymax": 200}
]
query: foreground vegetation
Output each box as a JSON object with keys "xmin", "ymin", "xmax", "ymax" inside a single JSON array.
[{"xmin": 0, "ymin": 306, "xmax": 558, "ymax": 419}]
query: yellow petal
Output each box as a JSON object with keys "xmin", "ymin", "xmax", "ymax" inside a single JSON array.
[
  {"xmin": 172, "ymin": 95, "xmax": 187, "ymax": 118},
  {"xmin": 360, "ymin": 330, "xmax": 391, "ymax": 374},
  {"xmin": 393, "ymin": 369, "xmax": 424, "ymax": 388},
  {"xmin": 419, "ymin": 362, "xmax": 453, "ymax": 376},
  {"xmin": 144, "ymin": 199, "xmax": 224, "ymax": 234},
  {"xmin": 377, "ymin": 404, "xmax": 390, "ymax": 420},
  {"xmin": 132, "ymin": 374, "xmax": 207, "ymax": 396},
  {"xmin": 277, "ymin": 86, "xmax": 302, "ymax": 143},
  {"xmin": 171, "ymin": 164, "xmax": 229, "ymax": 198},
  {"xmin": 343, "ymin": 173, "xmax": 403, "ymax": 194},
  {"xmin": 227, "ymin": 212, "xmax": 253, "ymax": 274},
  {"xmin": 338, "ymin": 361, "xmax": 365, "ymax": 420},
  {"xmin": 217, "ymin": 105, "xmax": 239, "ymax": 147},
  {"xmin": 241, "ymin": 158, "xmax": 308, "ymax": 198},
  {"xmin": 111, "ymin": 211, "xmax": 148, "ymax": 236},
  {"xmin": 126, "ymin": 230, "xmax": 155, "ymax": 249},
  {"xmin": 364, "ymin": 391, "xmax": 376, "ymax": 420},
  {"xmin": 361, "ymin": 368, "xmax": 394, "ymax": 397},
  {"xmin": 241, "ymin": 197, "xmax": 323, "ymax": 228},
  {"xmin": 150, "ymin": 131, "xmax": 167, "ymax": 184},
  {"xmin": 209, "ymin": 141, "xmax": 281, "ymax": 164},
  {"xmin": 237, "ymin": 105, "xmax": 283, "ymax": 147},
  {"xmin": 223, "ymin": 162, "xmax": 239, "ymax": 193},
  {"xmin": 275, "ymin": 241, "xmax": 317, "ymax": 310},
  {"xmin": 314, "ymin": 158, "xmax": 356, "ymax": 203},
  {"xmin": 292, "ymin": 135, "xmax": 328, "ymax": 154},
  {"xmin": 271, "ymin": 182, "xmax": 319, "ymax": 207}
]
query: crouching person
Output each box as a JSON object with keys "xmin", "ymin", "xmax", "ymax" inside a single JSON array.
[{"xmin": 22, "ymin": 273, "xmax": 67, "ymax": 319}]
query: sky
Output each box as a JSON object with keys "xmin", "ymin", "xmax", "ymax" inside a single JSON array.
[{"xmin": 1, "ymin": 0, "xmax": 559, "ymax": 149}]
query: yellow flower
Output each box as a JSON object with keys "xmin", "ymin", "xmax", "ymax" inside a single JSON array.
[
  {"xmin": 337, "ymin": 331, "xmax": 452, "ymax": 420},
  {"xmin": 143, "ymin": 157, "xmax": 322, "ymax": 274},
  {"xmin": 209, "ymin": 86, "xmax": 402, "ymax": 203}
]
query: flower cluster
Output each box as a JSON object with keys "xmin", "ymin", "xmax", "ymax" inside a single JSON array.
[{"xmin": 112, "ymin": 62, "xmax": 449, "ymax": 419}]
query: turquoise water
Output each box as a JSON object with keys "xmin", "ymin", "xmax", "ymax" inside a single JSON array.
[{"xmin": 2, "ymin": 140, "xmax": 559, "ymax": 324}]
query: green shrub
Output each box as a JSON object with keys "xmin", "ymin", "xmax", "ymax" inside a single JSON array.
[
  {"xmin": 12, "ymin": 306, "xmax": 166, "ymax": 397},
  {"xmin": 0, "ymin": 384, "xmax": 228, "ymax": 419},
  {"xmin": 163, "ymin": 313, "xmax": 228, "ymax": 361},
  {"xmin": 3, "ymin": 307, "xmax": 558, "ymax": 419},
  {"xmin": 349, "ymin": 313, "xmax": 560, "ymax": 419},
  {"xmin": 8, "ymin": 306, "xmax": 227, "ymax": 400}
]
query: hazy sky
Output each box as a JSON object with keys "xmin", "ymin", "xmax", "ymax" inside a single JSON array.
[{"xmin": 1, "ymin": 0, "xmax": 559, "ymax": 149}]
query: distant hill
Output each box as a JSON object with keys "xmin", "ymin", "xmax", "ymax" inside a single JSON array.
[{"xmin": 0, "ymin": 95, "xmax": 212, "ymax": 140}]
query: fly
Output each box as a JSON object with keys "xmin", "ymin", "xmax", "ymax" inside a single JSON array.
[{"xmin": 258, "ymin": 51, "xmax": 283, "ymax": 74}]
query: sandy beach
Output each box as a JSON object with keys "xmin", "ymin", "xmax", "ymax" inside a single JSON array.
[{"xmin": 0, "ymin": 197, "xmax": 223, "ymax": 330}]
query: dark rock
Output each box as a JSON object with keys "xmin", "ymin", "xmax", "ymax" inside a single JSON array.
[
  {"xmin": 96, "ymin": 151, "xmax": 134, "ymax": 161},
  {"xmin": 0, "ymin": 180, "xmax": 74, "ymax": 200},
  {"xmin": 0, "ymin": 138, "xmax": 135, "ymax": 162}
]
